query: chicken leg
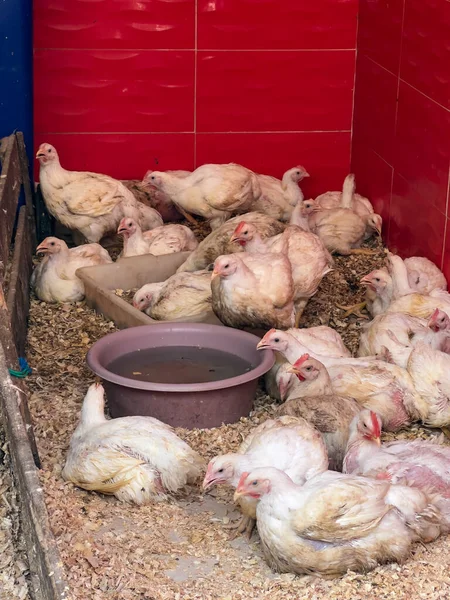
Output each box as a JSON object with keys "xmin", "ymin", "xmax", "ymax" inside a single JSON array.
[
  {"xmin": 337, "ymin": 301, "xmax": 369, "ymax": 319},
  {"xmin": 177, "ymin": 206, "xmax": 198, "ymax": 226},
  {"xmin": 223, "ymin": 515, "xmax": 256, "ymax": 540}
]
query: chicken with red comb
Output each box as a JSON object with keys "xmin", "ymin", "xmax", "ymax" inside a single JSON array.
[
  {"xmin": 344, "ymin": 409, "xmax": 450, "ymax": 532},
  {"xmin": 274, "ymin": 354, "xmax": 360, "ymax": 471},
  {"xmin": 176, "ymin": 212, "xmax": 285, "ymax": 273},
  {"xmin": 202, "ymin": 415, "xmax": 327, "ymax": 540},
  {"xmin": 233, "ymin": 465, "xmax": 442, "ymax": 576}
]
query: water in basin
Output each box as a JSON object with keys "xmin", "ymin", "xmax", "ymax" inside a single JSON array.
[{"xmin": 107, "ymin": 346, "xmax": 254, "ymax": 384}]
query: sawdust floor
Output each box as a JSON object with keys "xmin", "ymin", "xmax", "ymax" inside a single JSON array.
[{"xmin": 26, "ymin": 236, "xmax": 450, "ymax": 600}]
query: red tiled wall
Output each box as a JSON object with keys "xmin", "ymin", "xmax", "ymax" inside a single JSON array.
[
  {"xmin": 33, "ymin": 0, "xmax": 358, "ymax": 198},
  {"xmin": 351, "ymin": 0, "xmax": 450, "ymax": 277}
]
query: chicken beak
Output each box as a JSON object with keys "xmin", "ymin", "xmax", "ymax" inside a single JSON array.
[
  {"xmin": 230, "ymin": 234, "xmax": 239, "ymax": 244},
  {"xmin": 303, "ymin": 172, "xmax": 310, "ymax": 178},
  {"xmin": 36, "ymin": 151, "xmax": 46, "ymax": 159},
  {"xmin": 211, "ymin": 269, "xmax": 220, "ymax": 281},
  {"xmin": 117, "ymin": 227, "xmax": 127, "ymax": 235},
  {"xmin": 202, "ymin": 476, "xmax": 216, "ymax": 491},
  {"xmin": 36, "ymin": 244, "xmax": 48, "ymax": 254},
  {"xmin": 287, "ymin": 366, "xmax": 305, "ymax": 381},
  {"xmin": 373, "ymin": 436, "xmax": 381, "ymax": 446},
  {"xmin": 256, "ymin": 340, "xmax": 269, "ymax": 350},
  {"xmin": 233, "ymin": 488, "xmax": 245, "ymax": 502},
  {"xmin": 360, "ymin": 276, "xmax": 372, "ymax": 287}
]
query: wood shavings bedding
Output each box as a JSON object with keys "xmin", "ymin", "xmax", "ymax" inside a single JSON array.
[{"xmin": 25, "ymin": 235, "xmax": 450, "ymax": 600}]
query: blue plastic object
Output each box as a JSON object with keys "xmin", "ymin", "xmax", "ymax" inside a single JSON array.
[{"xmin": 0, "ymin": 0, "xmax": 33, "ymax": 210}]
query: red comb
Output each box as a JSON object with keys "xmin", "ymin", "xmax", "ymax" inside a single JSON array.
[
  {"xmin": 370, "ymin": 411, "xmax": 381, "ymax": 438},
  {"xmin": 431, "ymin": 308, "xmax": 440, "ymax": 320},
  {"xmin": 293, "ymin": 354, "xmax": 310, "ymax": 368},
  {"xmin": 237, "ymin": 471, "xmax": 249, "ymax": 488},
  {"xmin": 234, "ymin": 221, "xmax": 247, "ymax": 235}
]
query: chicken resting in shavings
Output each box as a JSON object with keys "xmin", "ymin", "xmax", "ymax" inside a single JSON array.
[{"xmin": 25, "ymin": 231, "xmax": 450, "ymax": 600}]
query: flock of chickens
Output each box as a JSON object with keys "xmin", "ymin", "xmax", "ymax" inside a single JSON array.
[{"xmin": 32, "ymin": 142, "xmax": 450, "ymax": 579}]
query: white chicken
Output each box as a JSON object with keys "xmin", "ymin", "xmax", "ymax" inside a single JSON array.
[
  {"xmin": 146, "ymin": 163, "xmax": 262, "ymax": 230},
  {"xmin": 31, "ymin": 237, "xmax": 112, "ymax": 303},
  {"xmin": 252, "ymin": 166, "xmax": 309, "ymax": 222},
  {"xmin": 230, "ymin": 221, "xmax": 333, "ymax": 326},
  {"xmin": 404, "ymin": 256, "xmax": 447, "ymax": 294},
  {"xmin": 358, "ymin": 312, "xmax": 428, "ymax": 365},
  {"xmin": 264, "ymin": 325, "xmax": 350, "ymax": 401},
  {"xmin": 405, "ymin": 342, "xmax": 450, "ymax": 432},
  {"xmin": 142, "ymin": 169, "xmax": 192, "ymax": 223},
  {"xmin": 385, "ymin": 254, "xmax": 450, "ymax": 319},
  {"xmin": 211, "ymin": 252, "xmax": 295, "ymax": 330},
  {"xmin": 345, "ymin": 256, "xmax": 448, "ymax": 320},
  {"xmin": 344, "ymin": 410, "xmax": 450, "ymax": 528},
  {"xmin": 62, "ymin": 383, "xmax": 204, "ymax": 504},
  {"xmin": 358, "ymin": 309, "xmax": 450, "ymax": 367},
  {"xmin": 117, "ymin": 218, "xmax": 198, "ymax": 258},
  {"xmin": 306, "ymin": 174, "xmax": 376, "ymax": 255},
  {"xmin": 258, "ymin": 329, "xmax": 427, "ymax": 431},
  {"xmin": 176, "ymin": 212, "xmax": 285, "ymax": 273},
  {"xmin": 309, "ymin": 174, "xmax": 382, "ymax": 240},
  {"xmin": 234, "ymin": 467, "xmax": 442, "ymax": 577},
  {"xmin": 202, "ymin": 415, "xmax": 328, "ymax": 538},
  {"xmin": 275, "ymin": 354, "xmax": 361, "ymax": 471},
  {"xmin": 36, "ymin": 143, "xmax": 163, "ymax": 243},
  {"xmin": 132, "ymin": 270, "xmax": 212, "ymax": 321}
]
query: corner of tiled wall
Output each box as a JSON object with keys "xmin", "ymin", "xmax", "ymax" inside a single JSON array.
[{"xmin": 351, "ymin": 0, "xmax": 450, "ymax": 277}]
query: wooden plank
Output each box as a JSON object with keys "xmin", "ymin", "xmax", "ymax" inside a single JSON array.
[
  {"xmin": 7, "ymin": 206, "xmax": 33, "ymax": 356},
  {"xmin": 0, "ymin": 345, "xmax": 69, "ymax": 600},
  {"xmin": 1, "ymin": 223, "xmax": 40, "ymax": 468},
  {"xmin": 0, "ymin": 135, "xmax": 21, "ymax": 265},
  {"xmin": 16, "ymin": 131, "xmax": 37, "ymax": 248}
]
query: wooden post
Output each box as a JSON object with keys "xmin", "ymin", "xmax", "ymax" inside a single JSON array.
[{"xmin": 0, "ymin": 343, "xmax": 69, "ymax": 600}]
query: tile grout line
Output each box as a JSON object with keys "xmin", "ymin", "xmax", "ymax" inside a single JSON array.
[
  {"xmin": 34, "ymin": 47, "xmax": 357, "ymax": 52},
  {"xmin": 193, "ymin": 0, "xmax": 198, "ymax": 168},
  {"xmin": 37, "ymin": 130, "xmax": 353, "ymax": 136},
  {"xmin": 364, "ymin": 53, "xmax": 450, "ymax": 112}
]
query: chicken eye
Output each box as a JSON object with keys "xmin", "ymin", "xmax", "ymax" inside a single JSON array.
[
  {"xmin": 305, "ymin": 366, "xmax": 312, "ymax": 371},
  {"xmin": 151, "ymin": 175, "xmax": 155, "ymax": 180},
  {"xmin": 274, "ymin": 337, "xmax": 280, "ymax": 343},
  {"xmin": 296, "ymin": 171, "xmax": 300, "ymax": 175},
  {"xmin": 375, "ymin": 277, "xmax": 380, "ymax": 282},
  {"xmin": 217, "ymin": 468, "xmax": 224, "ymax": 473},
  {"xmin": 224, "ymin": 264, "xmax": 229, "ymax": 269},
  {"xmin": 251, "ymin": 480, "xmax": 258, "ymax": 486},
  {"xmin": 50, "ymin": 242, "xmax": 55, "ymax": 246},
  {"xmin": 48, "ymin": 148, "xmax": 51, "ymax": 153}
]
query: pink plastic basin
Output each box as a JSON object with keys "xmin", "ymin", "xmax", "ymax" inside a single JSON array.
[{"xmin": 86, "ymin": 323, "xmax": 274, "ymax": 429}]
